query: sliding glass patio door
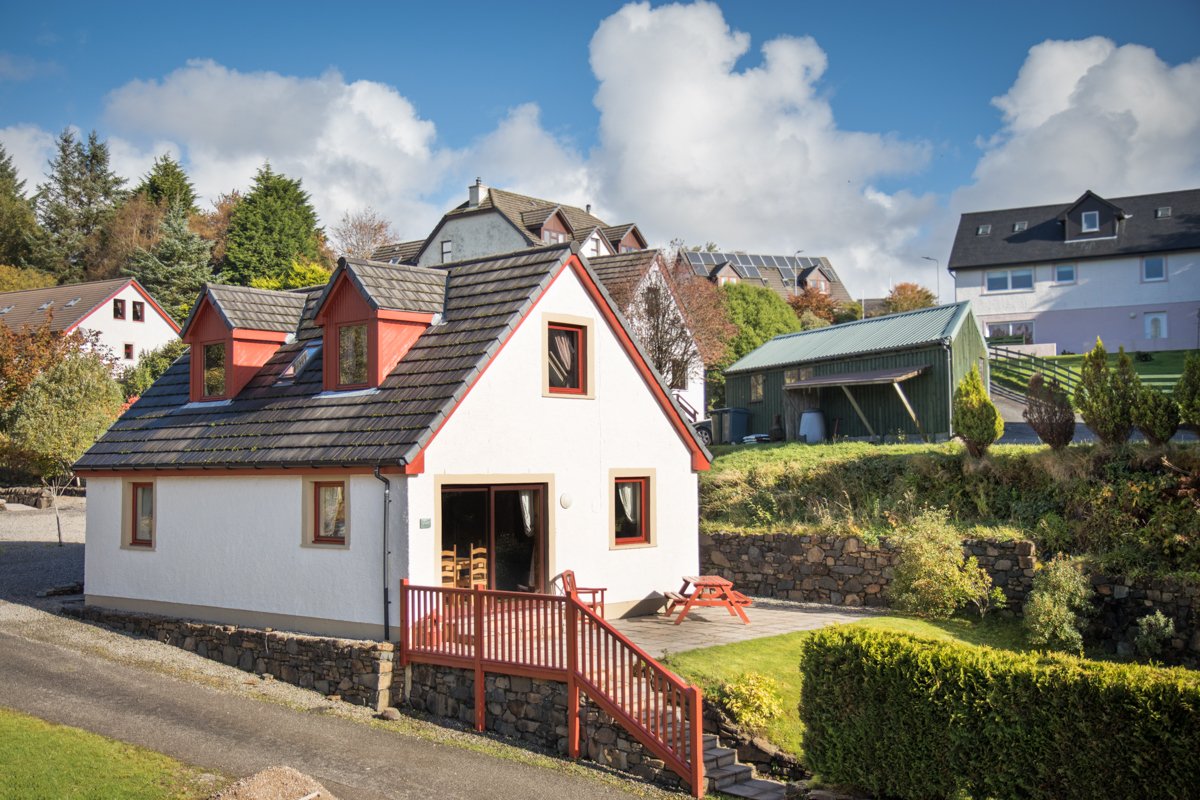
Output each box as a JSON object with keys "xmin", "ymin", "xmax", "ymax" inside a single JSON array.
[{"xmin": 440, "ymin": 484, "xmax": 547, "ymax": 593}]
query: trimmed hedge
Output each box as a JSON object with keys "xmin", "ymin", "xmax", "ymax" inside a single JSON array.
[{"xmin": 798, "ymin": 627, "xmax": 1200, "ymax": 800}]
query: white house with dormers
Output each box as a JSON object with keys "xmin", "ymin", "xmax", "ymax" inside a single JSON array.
[
  {"xmin": 948, "ymin": 188, "xmax": 1200, "ymax": 354},
  {"xmin": 0, "ymin": 277, "xmax": 179, "ymax": 365},
  {"xmin": 76, "ymin": 245, "xmax": 710, "ymax": 640}
]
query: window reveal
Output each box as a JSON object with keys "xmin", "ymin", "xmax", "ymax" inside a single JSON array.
[
  {"xmin": 614, "ymin": 477, "xmax": 648, "ymax": 544},
  {"xmin": 314, "ymin": 482, "xmax": 347, "ymax": 543},
  {"xmin": 547, "ymin": 324, "xmax": 584, "ymax": 393}
]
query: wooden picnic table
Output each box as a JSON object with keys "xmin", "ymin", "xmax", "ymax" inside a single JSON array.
[{"xmin": 664, "ymin": 575, "xmax": 752, "ymax": 625}]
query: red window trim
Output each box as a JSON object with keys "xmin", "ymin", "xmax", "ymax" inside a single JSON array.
[
  {"xmin": 336, "ymin": 322, "xmax": 370, "ymax": 390},
  {"xmin": 123, "ymin": 343, "xmax": 135, "ymax": 361},
  {"xmin": 132, "ymin": 300, "xmax": 145, "ymax": 322},
  {"xmin": 614, "ymin": 476, "xmax": 649, "ymax": 545},
  {"xmin": 547, "ymin": 323, "xmax": 586, "ymax": 395},
  {"xmin": 130, "ymin": 482, "xmax": 154, "ymax": 547},
  {"xmin": 313, "ymin": 481, "xmax": 347, "ymax": 544},
  {"xmin": 200, "ymin": 340, "xmax": 228, "ymax": 400},
  {"xmin": 113, "ymin": 298, "xmax": 126, "ymax": 320}
]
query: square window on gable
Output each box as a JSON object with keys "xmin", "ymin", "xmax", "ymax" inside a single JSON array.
[
  {"xmin": 440, "ymin": 240, "xmax": 452, "ymax": 263},
  {"xmin": 123, "ymin": 343, "xmax": 135, "ymax": 360},
  {"xmin": 113, "ymin": 299, "xmax": 126, "ymax": 319},
  {"xmin": 132, "ymin": 301, "xmax": 144, "ymax": 322},
  {"xmin": 1081, "ymin": 210, "xmax": 1100, "ymax": 232},
  {"xmin": 547, "ymin": 324, "xmax": 585, "ymax": 394}
]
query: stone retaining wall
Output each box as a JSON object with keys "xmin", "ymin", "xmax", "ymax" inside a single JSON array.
[
  {"xmin": 1088, "ymin": 575, "xmax": 1200, "ymax": 665},
  {"xmin": 67, "ymin": 605, "xmax": 396, "ymax": 709},
  {"xmin": 700, "ymin": 531, "xmax": 1036, "ymax": 607},
  {"xmin": 404, "ymin": 663, "xmax": 682, "ymax": 789}
]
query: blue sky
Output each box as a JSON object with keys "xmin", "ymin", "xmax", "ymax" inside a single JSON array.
[{"xmin": 3, "ymin": 0, "xmax": 1198, "ymax": 295}]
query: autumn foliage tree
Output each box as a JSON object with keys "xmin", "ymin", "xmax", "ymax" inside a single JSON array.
[
  {"xmin": 190, "ymin": 191, "xmax": 242, "ymax": 270},
  {"xmin": 787, "ymin": 285, "xmax": 838, "ymax": 323},
  {"xmin": 882, "ymin": 282, "xmax": 937, "ymax": 314}
]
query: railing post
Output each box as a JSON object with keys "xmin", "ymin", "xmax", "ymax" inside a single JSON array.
[
  {"xmin": 398, "ymin": 579, "xmax": 409, "ymax": 667},
  {"xmin": 566, "ymin": 597, "xmax": 580, "ymax": 759},
  {"xmin": 689, "ymin": 684, "xmax": 705, "ymax": 799},
  {"xmin": 473, "ymin": 583, "xmax": 485, "ymax": 732}
]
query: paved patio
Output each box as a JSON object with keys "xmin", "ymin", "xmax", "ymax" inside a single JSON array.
[{"xmin": 609, "ymin": 598, "xmax": 881, "ymax": 658}]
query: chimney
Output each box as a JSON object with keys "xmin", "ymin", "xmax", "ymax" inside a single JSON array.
[
  {"xmin": 468, "ymin": 177, "xmax": 487, "ymax": 208},
  {"xmin": 585, "ymin": 203, "xmax": 592, "ymax": 214}
]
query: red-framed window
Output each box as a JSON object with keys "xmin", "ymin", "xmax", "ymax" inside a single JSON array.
[
  {"xmin": 123, "ymin": 343, "xmax": 135, "ymax": 360},
  {"xmin": 113, "ymin": 299, "xmax": 126, "ymax": 319},
  {"xmin": 314, "ymin": 481, "xmax": 347, "ymax": 543},
  {"xmin": 132, "ymin": 300, "xmax": 145, "ymax": 322},
  {"xmin": 202, "ymin": 342, "xmax": 226, "ymax": 398},
  {"xmin": 614, "ymin": 477, "xmax": 648, "ymax": 545},
  {"xmin": 337, "ymin": 323, "xmax": 368, "ymax": 388},
  {"xmin": 131, "ymin": 482, "xmax": 154, "ymax": 547},
  {"xmin": 547, "ymin": 323, "xmax": 585, "ymax": 394}
]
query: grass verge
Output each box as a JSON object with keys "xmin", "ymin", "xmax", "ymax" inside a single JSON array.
[{"xmin": 0, "ymin": 707, "xmax": 223, "ymax": 800}]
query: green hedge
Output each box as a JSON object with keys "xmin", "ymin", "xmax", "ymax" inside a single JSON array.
[{"xmin": 798, "ymin": 627, "xmax": 1200, "ymax": 800}]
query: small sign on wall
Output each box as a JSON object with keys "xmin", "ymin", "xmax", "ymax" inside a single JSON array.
[{"xmin": 419, "ymin": 518, "xmax": 431, "ymax": 529}]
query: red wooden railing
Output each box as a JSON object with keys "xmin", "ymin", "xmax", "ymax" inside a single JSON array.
[{"xmin": 399, "ymin": 580, "xmax": 704, "ymax": 797}]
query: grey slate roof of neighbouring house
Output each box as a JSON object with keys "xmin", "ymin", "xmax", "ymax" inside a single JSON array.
[
  {"xmin": 948, "ymin": 187, "xmax": 1200, "ymax": 271},
  {"xmin": 588, "ymin": 249, "xmax": 660, "ymax": 310},
  {"xmin": 182, "ymin": 284, "xmax": 310, "ymax": 336},
  {"xmin": 0, "ymin": 277, "xmax": 139, "ymax": 331},
  {"xmin": 371, "ymin": 239, "xmax": 425, "ymax": 264},
  {"xmin": 76, "ymin": 245, "xmax": 706, "ymax": 472},
  {"xmin": 725, "ymin": 302, "xmax": 973, "ymax": 375}
]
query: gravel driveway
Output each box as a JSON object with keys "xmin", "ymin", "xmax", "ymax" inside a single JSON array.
[{"xmin": 0, "ymin": 497, "xmax": 86, "ymax": 606}]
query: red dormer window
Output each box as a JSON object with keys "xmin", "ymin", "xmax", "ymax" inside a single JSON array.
[
  {"xmin": 337, "ymin": 323, "xmax": 369, "ymax": 388},
  {"xmin": 181, "ymin": 293, "xmax": 290, "ymax": 403}
]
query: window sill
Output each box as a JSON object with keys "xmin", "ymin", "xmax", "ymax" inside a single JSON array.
[
  {"xmin": 610, "ymin": 539, "xmax": 655, "ymax": 550},
  {"xmin": 123, "ymin": 541, "xmax": 155, "ymax": 551},
  {"xmin": 309, "ymin": 537, "xmax": 349, "ymax": 549},
  {"xmin": 983, "ymin": 288, "xmax": 1035, "ymax": 295}
]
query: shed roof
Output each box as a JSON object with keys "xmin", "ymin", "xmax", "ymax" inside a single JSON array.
[{"xmin": 725, "ymin": 302, "xmax": 973, "ymax": 375}]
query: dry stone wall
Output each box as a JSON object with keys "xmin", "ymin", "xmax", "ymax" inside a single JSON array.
[{"xmin": 1088, "ymin": 574, "xmax": 1200, "ymax": 665}]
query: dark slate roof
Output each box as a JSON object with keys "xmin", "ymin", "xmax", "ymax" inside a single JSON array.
[
  {"xmin": 370, "ymin": 239, "xmax": 424, "ymax": 264},
  {"xmin": 181, "ymin": 284, "xmax": 310, "ymax": 336},
  {"xmin": 726, "ymin": 302, "xmax": 973, "ymax": 374},
  {"xmin": 326, "ymin": 258, "xmax": 446, "ymax": 315},
  {"xmin": 600, "ymin": 224, "xmax": 641, "ymax": 248},
  {"xmin": 588, "ymin": 250, "xmax": 660, "ymax": 310},
  {"xmin": 75, "ymin": 246, "xmax": 599, "ymax": 471},
  {"xmin": 948, "ymin": 187, "xmax": 1200, "ymax": 270},
  {"xmin": 447, "ymin": 188, "xmax": 612, "ymax": 247},
  {"xmin": 0, "ymin": 278, "xmax": 133, "ymax": 332}
]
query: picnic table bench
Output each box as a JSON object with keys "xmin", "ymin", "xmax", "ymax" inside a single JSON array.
[{"xmin": 664, "ymin": 575, "xmax": 752, "ymax": 625}]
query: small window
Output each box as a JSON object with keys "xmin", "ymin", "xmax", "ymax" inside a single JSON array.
[
  {"xmin": 1012, "ymin": 221, "xmax": 1027, "ymax": 232},
  {"xmin": 132, "ymin": 301, "xmax": 144, "ymax": 322},
  {"xmin": 1081, "ymin": 211, "xmax": 1099, "ymax": 233},
  {"xmin": 65, "ymin": 297, "xmax": 81, "ymax": 308},
  {"xmin": 203, "ymin": 342, "xmax": 226, "ymax": 398},
  {"xmin": 1010, "ymin": 268, "xmax": 1034, "ymax": 291},
  {"xmin": 123, "ymin": 343, "xmax": 134, "ymax": 360},
  {"xmin": 277, "ymin": 341, "xmax": 322, "ymax": 385},
  {"xmin": 750, "ymin": 373, "xmax": 764, "ymax": 403},
  {"xmin": 620, "ymin": 245, "xmax": 637, "ymax": 253},
  {"xmin": 547, "ymin": 324, "xmax": 585, "ymax": 394},
  {"xmin": 986, "ymin": 271, "xmax": 1010, "ymax": 292},
  {"xmin": 1155, "ymin": 206, "xmax": 1171, "ymax": 219},
  {"xmin": 986, "ymin": 321, "xmax": 1034, "ymax": 345},
  {"xmin": 976, "ymin": 224, "xmax": 991, "ymax": 236},
  {"xmin": 614, "ymin": 477, "xmax": 648, "ymax": 545},
  {"xmin": 337, "ymin": 324, "xmax": 368, "ymax": 387},
  {"xmin": 313, "ymin": 481, "xmax": 347, "ymax": 543},
  {"xmin": 38, "ymin": 300, "xmax": 53, "ymax": 311},
  {"xmin": 130, "ymin": 483, "xmax": 154, "ymax": 547},
  {"xmin": 440, "ymin": 240, "xmax": 452, "ymax": 263},
  {"xmin": 542, "ymin": 229, "xmax": 568, "ymax": 244},
  {"xmin": 0, "ymin": 306, "xmax": 12, "ymax": 315},
  {"xmin": 1144, "ymin": 312, "xmax": 1168, "ymax": 340},
  {"xmin": 669, "ymin": 360, "xmax": 688, "ymax": 391},
  {"xmin": 113, "ymin": 299, "xmax": 126, "ymax": 319},
  {"xmin": 1142, "ymin": 256, "xmax": 1167, "ymax": 282}
]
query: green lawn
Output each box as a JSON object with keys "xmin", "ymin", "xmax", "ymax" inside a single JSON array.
[
  {"xmin": 0, "ymin": 708, "xmax": 222, "ymax": 800},
  {"xmin": 661, "ymin": 615, "xmax": 1029, "ymax": 758},
  {"xmin": 1048, "ymin": 347, "xmax": 1196, "ymax": 390}
]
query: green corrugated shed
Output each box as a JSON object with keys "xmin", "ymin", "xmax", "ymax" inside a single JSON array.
[{"xmin": 723, "ymin": 302, "xmax": 989, "ymax": 442}]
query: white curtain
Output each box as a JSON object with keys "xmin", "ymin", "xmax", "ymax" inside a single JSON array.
[
  {"xmin": 617, "ymin": 482, "xmax": 638, "ymax": 525},
  {"xmin": 549, "ymin": 330, "xmax": 574, "ymax": 384},
  {"xmin": 519, "ymin": 490, "xmax": 536, "ymax": 587}
]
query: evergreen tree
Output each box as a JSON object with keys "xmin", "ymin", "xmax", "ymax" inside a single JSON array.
[
  {"xmin": 1175, "ymin": 352, "xmax": 1200, "ymax": 432},
  {"xmin": 124, "ymin": 203, "xmax": 213, "ymax": 321},
  {"xmin": 32, "ymin": 129, "xmax": 126, "ymax": 282},
  {"xmin": 1075, "ymin": 339, "xmax": 1135, "ymax": 446},
  {"xmin": 952, "ymin": 364, "xmax": 1004, "ymax": 457},
  {"xmin": 0, "ymin": 143, "xmax": 40, "ymax": 267},
  {"xmin": 222, "ymin": 163, "xmax": 323, "ymax": 285},
  {"xmin": 135, "ymin": 153, "xmax": 197, "ymax": 213}
]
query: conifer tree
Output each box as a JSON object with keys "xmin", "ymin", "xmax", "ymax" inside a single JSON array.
[
  {"xmin": 0, "ymin": 144, "xmax": 39, "ymax": 267},
  {"xmin": 32, "ymin": 129, "xmax": 126, "ymax": 282},
  {"xmin": 1176, "ymin": 352, "xmax": 1200, "ymax": 432},
  {"xmin": 124, "ymin": 203, "xmax": 213, "ymax": 321},
  {"xmin": 952, "ymin": 363, "xmax": 1003, "ymax": 457},
  {"xmin": 1075, "ymin": 339, "xmax": 1135, "ymax": 446},
  {"xmin": 135, "ymin": 153, "xmax": 197, "ymax": 213},
  {"xmin": 221, "ymin": 163, "xmax": 323, "ymax": 285}
]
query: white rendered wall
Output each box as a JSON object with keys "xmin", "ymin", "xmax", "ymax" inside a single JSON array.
[
  {"xmin": 84, "ymin": 474, "xmax": 389, "ymax": 630},
  {"xmin": 415, "ymin": 214, "xmax": 528, "ymax": 267},
  {"xmin": 404, "ymin": 264, "xmax": 700, "ymax": 611},
  {"xmin": 75, "ymin": 283, "xmax": 179, "ymax": 366}
]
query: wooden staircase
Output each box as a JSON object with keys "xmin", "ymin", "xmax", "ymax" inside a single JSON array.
[{"xmin": 704, "ymin": 734, "xmax": 788, "ymax": 799}]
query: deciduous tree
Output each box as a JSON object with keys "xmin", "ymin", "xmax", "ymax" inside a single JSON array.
[
  {"xmin": 330, "ymin": 207, "xmax": 397, "ymax": 259},
  {"xmin": 83, "ymin": 193, "xmax": 165, "ymax": 280},
  {"xmin": 787, "ymin": 285, "xmax": 838, "ymax": 323},
  {"xmin": 711, "ymin": 282, "xmax": 801, "ymax": 406},
  {"xmin": 0, "ymin": 264, "xmax": 55, "ymax": 292},
  {"xmin": 190, "ymin": 191, "xmax": 242, "ymax": 270},
  {"xmin": 248, "ymin": 259, "xmax": 332, "ymax": 290},
  {"xmin": 882, "ymin": 282, "xmax": 937, "ymax": 314},
  {"xmin": 119, "ymin": 338, "xmax": 189, "ymax": 399},
  {"xmin": 0, "ymin": 316, "xmax": 96, "ymax": 418},
  {"xmin": 222, "ymin": 163, "xmax": 324, "ymax": 285}
]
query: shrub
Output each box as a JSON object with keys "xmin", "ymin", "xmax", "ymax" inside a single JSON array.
[
  {"xmin": 1134, "ymin": 610, "xmax": 1177, "ymax": 661},
  {"xmin": 1132, "ymin": 384, "xmax": 1180, "ymax": 446},
  {"xmin": 118, "ymin": 339, "xmax": 189, "ymax": 399},
  {"xmin": 1024, "ymin": 372, "xmax": 1075, "ymax": 449},
  {"xmin": 888, "ymin": 509, "xmax": 1004, "ymax": 619},
  {"xmin": 1023, "ymin": 554, "xmax": 1092, "ymax": 654},
  {"xmin": 1174, "ymin": 351, "xmax": 1200, "ymax": 431},
  {"xmin": 1075, "ymin": 339, "xmax": 1136, "ymax": 446},
  {"xmin": 719, "ymin": 672, "xmax": 783, "ymax": 730},
  {"xmin": 952, "ymin": 364, "xmax": 1003, "ymax": 457},
  {"xmin": 798, "ymin": 627, "xmax": 1200, "ymax": 800}
]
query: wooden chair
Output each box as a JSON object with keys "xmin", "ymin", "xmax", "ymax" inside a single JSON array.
[
  {"xmin": 469, "ymin": 545, "xmax": 488, "ymax": 588},
  {"xmin": 561, "ymin": 570, "xmax": 606, "ymax": 618},
  {"xmin": 440, "ymin": 547, "xmax": 458, "ymax": 587}
]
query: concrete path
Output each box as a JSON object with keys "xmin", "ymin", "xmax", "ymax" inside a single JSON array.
[
  {"xmin": 611, "ymin": 599, "xmax": 879, "ymax": 658},
  {"xmin": 0, "ymin": 629, "xmax": 647, "ymax": 800}
]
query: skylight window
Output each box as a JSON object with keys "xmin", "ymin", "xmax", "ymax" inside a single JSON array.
[
  {"xmin": 1012, "ymin": 221, "xmax": 1027, "ymax": 232},
  {"xmin": 976, "ymin": 224, "xmax": 991, "ymax": 236},
  {"xmin": 0, "ymin": 305, "xmax": 12, "ymax": 315},
  {"xmin": 1155, "ymin": 206, "xmax": 1172, "ymax": 219},
  {"xmin": 64, "ymin": 297, "xmax": 81, "ymax": 308},
  {"xmin": 276, "ymin": 341, "xmax": 322, "ymax": 384},
  {"xmin": 38, "ymin": 300, "xmax": 53, "ymax": 311}
]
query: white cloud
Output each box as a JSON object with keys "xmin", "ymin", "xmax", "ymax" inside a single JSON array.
[
  {"xmin": 585, "ymin": 1, "xmax": 935, "ymax": 295},
  {"xmin": 0, "ymin": 124, "xmax": 56, "ymax": 192},
  {"xmin": 0, "ymin": 53, "xmax": 59, "ymax": 82},
  {"xmin": 954, "ymin": 38, "xmax": 1200, "ymax": 212}
]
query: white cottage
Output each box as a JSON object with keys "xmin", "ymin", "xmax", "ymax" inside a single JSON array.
[{"xmin": 77, "ymin": 245, "xmax": 710, "ymax": 639}]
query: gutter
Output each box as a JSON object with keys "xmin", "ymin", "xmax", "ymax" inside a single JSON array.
[{"xmin": 373, "ymin": 465, "xmax": 393, "ymax": 642}]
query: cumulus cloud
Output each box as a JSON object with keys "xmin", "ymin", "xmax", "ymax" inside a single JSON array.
[
  {"xmin": 586, "ymin": 1, "xmax": 935, "ymax": 294},
  {"xmin": 0, "ymin": 124, "xmax": 57, "ymax": 192},
  {"xmin": 954, "ymin": 38, "xmax": 1200, "ymax": 212}
]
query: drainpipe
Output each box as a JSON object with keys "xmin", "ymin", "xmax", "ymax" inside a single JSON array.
[
  {"xmin": 943, "ymin": 343, "xmax": 954, "ymax": 440},
  {"xmin": 373, "ymin": 466, "xmax": 391, "ymax": 642}
]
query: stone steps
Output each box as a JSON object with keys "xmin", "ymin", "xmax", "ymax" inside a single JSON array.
[{"xmin": 703, "ymin": 733, "xmax": 788, "ymax": 800}]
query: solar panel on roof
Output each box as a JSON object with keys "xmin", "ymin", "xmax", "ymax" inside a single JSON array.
[
  {"xmin": 779, "ymin": 266, "xmax": 796, "ymax": 285},
  {"xmin": 700, "ymin": 252, "xmax": 715, "ymax": 265},
  {"xmin": 686, "ymin": 251, "xmax": 704, "ymax": 266},
  {"xmin": 750, "ymin": 255, "xmax": 765, "ymax": 267},
  {"xmin": 734, "ymin": 253, "xmax": 751, "ymax": 266},
  {"xmin": 742, "ymin": 264, "xmax": 762, "ymax": 280},
  {"xmin": 785, "ymin": 256, "xmax": 799, "ymax": 268}
]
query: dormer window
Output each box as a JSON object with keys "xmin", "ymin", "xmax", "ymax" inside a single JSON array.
[
  {"xmin": 543, "ymin": 230, "xmax": 568, "ymax": 244},
  {"xmin": 1156, "ymin": 206, "xmax": 1172, "ymax": 219},
  {"xmin": 1081, "ymin": 211, "xmax": 1099, "ymax": 232},
  {"xmin": 1013, "ymin": 221, "xmax": 1027, "ymax": 232},
  {"xmin": 976, "ymin": 224, "xmax": 991, "ymax": 236},
  {"xmin": 203, "ymin": 342, "xmax": 226, "ymax": 398},
  {"xmin": 337, "ymin": 324, "xmax": 369, "ymax": 388}
]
